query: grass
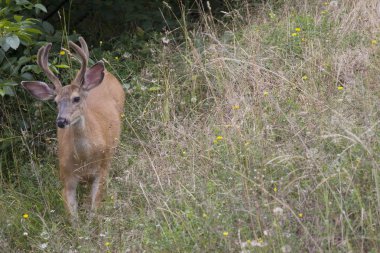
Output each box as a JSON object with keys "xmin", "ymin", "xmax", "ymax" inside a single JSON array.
[{"xmin": 1, "ymin": 0, "xmax": 380, "ymax": 252}]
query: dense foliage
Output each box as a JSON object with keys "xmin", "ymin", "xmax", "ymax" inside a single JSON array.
[{"xmin": 1, "ymin": 0, "xmax": 379, "ymax": 252}]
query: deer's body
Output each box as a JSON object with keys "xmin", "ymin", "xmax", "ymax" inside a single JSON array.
[
  {"xmin": 58, "ymin": 71, "xmax": 125, "ymax": 215},
  {"xmin": 22, "ymin": 38, "xmax": 125, "ymax": 222}
]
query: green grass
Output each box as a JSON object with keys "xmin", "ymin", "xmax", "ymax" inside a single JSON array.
[{"xmin": 1, "ymin": 0, "xmax": 380, "ymax": 252}]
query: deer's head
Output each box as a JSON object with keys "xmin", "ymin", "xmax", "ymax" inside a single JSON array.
[{"xmin": 22, "ymin": 37, "xmax": 105, "ymax": 128}]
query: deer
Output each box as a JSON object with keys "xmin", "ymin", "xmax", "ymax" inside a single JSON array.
[{"xmin": 21, "ymin": 37, "xmax": 125, "ymax": 223}]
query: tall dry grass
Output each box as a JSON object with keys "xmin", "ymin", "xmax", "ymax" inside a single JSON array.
[{"xmin": 1, "ymin": 0, "xmax": 380, "ymax": 252}]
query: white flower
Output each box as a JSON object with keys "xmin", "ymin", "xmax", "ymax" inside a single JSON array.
[
  {"xmin": 273, "ymin": 207, "xmax": 284, "ymax": 216},
  {"xmin": 39, "ymin": 243, "xmax": 48, "ymax": 250},
  {"xmin": 281, "ymin": 245, "xmax": 291, "ymax": 253}
]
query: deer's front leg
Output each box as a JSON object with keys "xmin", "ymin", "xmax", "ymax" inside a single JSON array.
[
  {"xmin": 63, "ymin": 177, "xmax": 79, "ymax": 223},
  {"xmin": 90, "ymin": 162, "xmax": 110, "ymax": 213}
]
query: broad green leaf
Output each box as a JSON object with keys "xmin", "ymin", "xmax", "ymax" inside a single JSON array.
[
  {"xmin": 16, "ymin": 0, "xmax": 31, "ymax": 5},
  {"xmin": 34, "ymin": 3, "xmax": 47, "ymax": 13},
  {"xmin": 24, "ymin": 27, "xmax": 42, "ymax": 34},
  {"xmin": 21, "ymin": 64, "xmax": 41, "ymax": 74},
  {"xmin": 21, "ymin": 72, "xmax": 34, "ymax": 80},
  {"xmin": 14, "ymin": 15, "xmax": 23, "ymax": 22},
  {"xmin": 3, "ymin": 85, "xmax": 15, "ymax": 96},
  {"xmin": 42, "ymin": 21, "xmax": 54, "ymax": 34},
  {"xmin": 6, "ymin": 35, "xmax": 20, "ymax": 49},
  {"xmin": 55, "ymin": 64, "xmax": 70, "ymax": 69},
  {"xmin": 0, "ymin": 38, "xmax": 10, "ymax": 52}
]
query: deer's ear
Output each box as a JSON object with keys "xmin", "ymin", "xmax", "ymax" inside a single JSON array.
[
  {"xmin": 21, "ymin": 81, "xmax": 56, "ymax": 100},
  {"xmin": 82, "ymin": 61, "xmax": 105, "ymax": 91}
]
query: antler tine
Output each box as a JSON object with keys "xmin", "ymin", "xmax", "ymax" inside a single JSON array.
[
  {"xmin": 69, "ymin": 39, "xmax": 88, "ymax": 84},
  {"xmin": 37, "ymin": 43, "xmax": 62, "ymax": 90},
  {"xmin": 78, "ymin": 37, "xmax": 89, "ymax": 59}
]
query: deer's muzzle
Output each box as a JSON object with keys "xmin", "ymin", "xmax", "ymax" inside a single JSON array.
[{"xmin": 57, "ymin": 117, "xmax": 69, "ymax": 128}]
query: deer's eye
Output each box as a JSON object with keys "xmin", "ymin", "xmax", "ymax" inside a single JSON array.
[{"xmin": 73, "ymin": 96, "xmax": 81, "ymax": 103}]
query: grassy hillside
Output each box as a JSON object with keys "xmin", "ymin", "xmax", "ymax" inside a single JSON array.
[{"xmin": 1, "ymin": 0, "xmax": 380, "ymax": 252}]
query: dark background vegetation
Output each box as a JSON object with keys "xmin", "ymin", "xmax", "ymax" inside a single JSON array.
[{"xmin": 0, "ymin": 0, "xmax": 266, "ymax": 182}]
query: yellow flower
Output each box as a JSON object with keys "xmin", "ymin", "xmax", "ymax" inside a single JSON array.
[
  {"xmin": 263, "ymin": 91, "xmax": 269, "ymax": 96},
  {"xmin": 273, "ymin": 187, "xmax": 278, "ymax": 192},
  {"xmin": 323, "ymin": 2, "xmax": 328, "ymax": 6},
  {"xmin": 59, "ymin": 50, "xmax": 65, "ymax": 56},
  {"xmin": 22, "ymin": 213, "xmax": 29, "ymax": 219},
  {"xmin": 257, "ymin": 237, "xmax": 264, "ymax": 243},
  {"xmin": 298, "ymin": 213, "xmax": 303, "ymax": 218},
  {"xmin": 291, "ymin": 32, "xmax": 298, "ymax": 37},
  {"xmin": 302, "ymin": 75, "xmax": 308, "ymax": 81},
  {"xmin": 301, "ymin": 38, "xmax": 306, "ymax": 42},
  {"xmin": 337, "ymin": 86, "xmax": 344, "ymax": 90},
  {"xmin": 232, "ymin": 105, "xmax": 240, "ymax": 110},
  {"xmin": 202, "ymin": 213, "xmax": 207, "ymax": 218},
  {"xmin": 295, "ymin": 27, "xmax": 301, "ymax": 32},
  {"xmin": 223, "ymin": 231, "xmax": 229, "ymax": 237},
  {"xmin": 321, "ymin": 10, "xmax": 328, "ymax": 14},
  {"xmin": 114, "ymin": 56, "xmax": 119, "ymax": 60},
  {"xmin": 105, "ymin": 242, "xmax": 111, "ymax": 246},
  {"xmin": 216, "ymin": 136, "xmax": 223, "ymax": 141},
  {"xmin": 371, "ymin": 39, "xmax": 377, "ymax": 45}
]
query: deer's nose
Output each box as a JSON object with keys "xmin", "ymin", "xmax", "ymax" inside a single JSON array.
[{"xmin": 56, "ymin": 117, "xmax": 69, "ymax": 128}]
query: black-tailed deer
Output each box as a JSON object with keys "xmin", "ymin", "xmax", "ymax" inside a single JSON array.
[{"xmin": 22, "ymin": 37, "xmax": 125, "ymax": 222}]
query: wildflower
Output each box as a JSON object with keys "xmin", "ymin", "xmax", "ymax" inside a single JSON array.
[
  {"xmin": 295, "ymin": 27, "xmax": 301, "ymax": 32},
  {"xmin": 39, "ymin": 243, "xmax": 48, "ymax": 250},
  {"xmin": 298, "ymin": 213, "xmax": 303, "ymax": 218},
  {"xmin": 216, "ymin": 136, "xmax": 223, "ymax": 141},
  {"xmin": 232, "ymin": 104, "xmax": 240, "ymax": 110},
  {"xmin": 263, "ymin": 91, "xmax": 269, "ymax": 96},
  {"xmin": 281, "ymin": 245, "xmax": 292, "ymax": 253},
  {"xmin": 301, "ymin": 38, "xmax": 306, "ymax": 42},
  {"xmin": 273, "ymin": 187, "xmax": 278, "ymax": 192},
  {"xmin": 321, "ymin": 10, "xmax": 328, "ymax": 14},
  {"xmin": 105, "ymin": 242, "xmax": 111, "ymax": 246},
  {"xmin": 302, "ymin": 75, "xmax": 308, "ymax": 81},
  {"xmin": 371, "ymin": 39, "xmax": 377, "ymax": 45},
  {"xmin": 323, "ymin": 2, "xmax": 328, "ymax": 5},
  {"xmin": 223, "ymin": 231, "xmax": 229, "ymax": 237},
  {"xmin": 59, "ymin": 50, "xmax": 65, "ymax": 56},
  {"xmin": 202, "ymin": 213, "xmax": 207, "ymax": 218},
  {"xmin": 329, "ymin": 1, "xmax": 338, "ymax": 8},
  {"xmin": 23, "ymin": 232, "xmax": 28, "ymax": 236},
  {"xmin": 337, "ymin": 86, "xmax": 344, "ymax": 90},
  {"xmin": 99, "ymin": 41, "xmax": 103, "ymax": 46},
  {"xmin": 22, "ymin": 213, "xmax": 29, "ymax": 219},
  {"xmin": 269, "ymin": 12, "xmax": 276, "ymax": 20},
  {"xmin": 114, "ymin": 56, "xmax": 119, "ymax": 60},
  {"xmin": 291, "ymin": 32, "xmax": 298, "ymax": 37},
  {"xmin": 263, "ymin": 229, "xmax": 273, "ymax": 236},
  {"xmin": 273, "ymin": 207, "xmax": 284, "ymax": 216},
  {"xmin": 241, "ymin": 239, "xmax": 268, "ymax": 248},
  {"xmin": 161, "ymin": 37, "xmax": 170, "ymax": 45}
]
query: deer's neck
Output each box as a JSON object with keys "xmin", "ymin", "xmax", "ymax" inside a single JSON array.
[{"xmin": 70, "ymin": 114, "xmax": 94, "ymax": 161}]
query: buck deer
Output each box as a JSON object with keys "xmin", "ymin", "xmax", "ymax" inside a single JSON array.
[{"xmin": 21, "ymin": 37, "xmax": 125, "ymax": 222}]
